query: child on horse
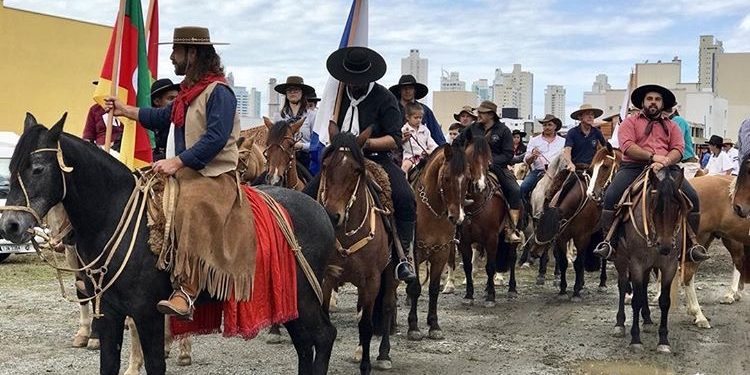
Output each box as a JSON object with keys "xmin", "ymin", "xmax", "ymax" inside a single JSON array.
[{"xmin": 401, "ymin": 102, "xmax": 438, "ymax": 174}]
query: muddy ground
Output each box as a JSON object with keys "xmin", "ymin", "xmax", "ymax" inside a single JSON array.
[{"xmin": 0, "ymin": 240, "xmax": 748, "ymax": 375}]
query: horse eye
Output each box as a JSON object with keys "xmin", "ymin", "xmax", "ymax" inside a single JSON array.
[{"xmin": 31, "ymin": 166, "xmax": 44, "ymax": 175}]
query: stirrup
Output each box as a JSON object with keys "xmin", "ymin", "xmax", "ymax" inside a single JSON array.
[
  {"xmin": 593, "ymin": 241, "xmax": 613, "ymax": 259},
  {"xmin": 395, "ymin": 260, "xmax": 416, "ymax": 282},
  {"xmin": 687, "ymin": 244, "xmax": 710, "ymax": 262},
  {"xmin": 157, "ymin": 288, "xmax": 195, "ymax": 319}
]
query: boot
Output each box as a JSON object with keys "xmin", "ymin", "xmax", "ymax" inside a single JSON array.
[
  {"xmin": 505, "ymin": 209, "xmax": 522, "ymax": 243},
  {"xmin": 686, "ymin": 212, "xmax": 710, "ymax": 262},
  {"xmin": 157, "ymin": 278, "xmax": 197, "ymax": 318},
  {"xmin": 394, "ymin": 219, "xmax": 417, "ymax": 282},
  {"xmin": 593, "ymin": 209, "xmax": 616, "ymax": 259}
]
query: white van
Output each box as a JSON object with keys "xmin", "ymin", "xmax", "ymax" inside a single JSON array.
[{"xmin": 0, "ymin": 132, "xmax": 35, "ymax": 263}]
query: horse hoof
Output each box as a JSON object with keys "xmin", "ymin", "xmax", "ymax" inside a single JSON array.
[
  {"xmin": 265, "ymin": 333, "xmax": 283, "ymax": 345},
  {"xmin": 494, "ymin": 275, "xmax": 505, "ymax": 286},
  {"xmin": 520, "ymin": 262, "xmax": 531, "ymax": 269},
  {"xmin": 630, "ymin": 343, "xmax": 644, "ymax": 353},
  {"xmin": 570, "ymin": 295, "xmax": 582, "ymax": 303},
  {"xmin": 442, "ymin": 285, "xmax": 455, "ymax": 294},
  {"xmin": 72, "ymin": 335, "xmax": 89, "ymax": 348},
  {"xmin": 656, "ymin": 344, "xmax": 671, "ymax": 354},
  {"xmin": 123, "ymin": 368, "xmax": 140, "ymax": 375},
  {"xmin": 734, "ymin": 291, "xmax": 743, "ymax": 301},
  {"xmin": 407, "ymin": 330, "xmax": 423, "ymax": 341},
  {"xmin": 598, "ymin": 285, "xmax": 608, "ymax": 293},
  {"xmin": 351, "ymin": 345, "xmax": 363, "ymax": 363},
  {"xmin": 177, "ymin": 355, "xmax": 192, "ymax": 366},
  {"xmin": 484, "ymin": 301, "xmax": 496, "ymax": 308},
  {"xmin": 642, "ymin": 323, "xmax": 655, "ymax": 333},
  {"xmin": 373, "ymin": 359, "xmax": 393, "ymax": 370},
  {"xmin": 86, "ymin": 339, "xmax": 100, "ymax": 351},
  {"xmin": 719, "ymin": 294, "xmax": 735, "ymax": 304},
  {"xmin": 624, "ymin": 294, "xmax": 633, "ymax": 304},
  {"xmin": 556, "ymin": 293, "xmax": 568, "ymax": 300},
  {"xmin": 462, "ymin": 298, "xmax": 474, "ymax": 306},
  {"xmin": 428, "ymin": 329, "xmax": 444, "ymax": 340},
  {"xmin": 612, "ymin": 326, "xmax": 625, "ymax": 338},
  {"xmin": 536, "ymin": 276, "xmax": 545, "ymax": 285},
  {"xmin": 164, "ymin": 349, "xmax": 171, "ymax": 358},
  {"xmin": 695, "ymin": 318, "xmax": 712, "ymax": 329}
]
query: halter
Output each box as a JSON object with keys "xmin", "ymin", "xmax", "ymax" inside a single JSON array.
[{"xmin": 264, "ymin": 134, "xmax": 301, "ymax": 188}]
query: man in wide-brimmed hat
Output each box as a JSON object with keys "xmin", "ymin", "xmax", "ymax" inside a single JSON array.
[
  {"xmin": 306, "ymin": 89, "xmax": 321, "ymax": 111},
  {"xmin": 702, "ymin": 135, "xmax": 734, "ymax": 176},
  {"xmin": 453, "ymin": 100, "xmax": 523, "ymax": 242},
  {"xmin": 594, "ymin": 84, "xmax": 708, "ymax": 262},
  {"xmin": 520, "ymin": 114, "xmax": 565, "ymax": 207},
  {"xmin": 390, "ymin": 74, "xmax": 446, "ymax": 146},
  {"xmin": 453, "ymin": 105, "xmax": 477, "ymax": 128},
  {"xmin": 105, "ymin": 26, "xmax": 254, "ymax": 317},
  {"xmin": 273, "ymin": 75, "xmax": 317, "ymax": 170},
  {"xmin": 721, "ymin": 137, "xmax": 740, "ymax": 176},
  {"xmin": 150, "ymin": 78, "xmax": 181, "ymax": 161},
  {"xmin": 303, "ymin": 46, "xmax": 416, "ymax": 281}
]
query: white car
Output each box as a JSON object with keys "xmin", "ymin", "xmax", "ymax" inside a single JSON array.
[{"xmin": 0, "ymin": 133, "xmax": 35, "ymax": 263}]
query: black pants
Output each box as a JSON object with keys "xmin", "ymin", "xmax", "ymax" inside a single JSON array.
[
  {"xmin": 296, "ymin": 150, "xmax": 311, "ymax": 172},
  {"xmin": 492, "ymin": 167, "xmax": 522, "ymax": 210},
  {"xmin": 603, "ymin": 163, "xmax": 699, "ymax": 212}
]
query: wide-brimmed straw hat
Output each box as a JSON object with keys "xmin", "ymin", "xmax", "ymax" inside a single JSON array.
[
  {"xmin": 275, "ymin": 76, "xmax": 315, "ymax": 96},
  {"xmin": 723, "ymin": 138, "xmax": 735, "ymax": 146},
  {"xmin": 150, "ymin": 78, "xmax": 180, "ymax": 98},
  {"xmin": 570, "ymin": 104, "xmax": 603, "ymax": 120},
  {"xmin": 476, "ymin": 100, "xmax": 499, "ymax": 119},
  {"xmin": 389, "ymin": 74, "xmax": 428, "ymax": 100},
  {"xmin": 631, "ymin": 84, "xmax": 676, "ymax": 110},
  {"xmin": 537, "ymin": 114, "xmax": 563, "ymax": 131},
  {"xmin": 453, "ymin": 105, "xmax": 477, "ymax": 121},
  {"xmin": 708, "ymin": 135, "xmax": 724, "ymax": 147},
  {"xmin": 159, "ymin": 26, "xmax": 228, "ymax": 45},
  {"xmin": 326, "ymin": 46, "xmax": 387, "ymax": 85}
]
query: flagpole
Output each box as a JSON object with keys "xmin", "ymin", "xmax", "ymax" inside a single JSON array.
[
  {"xmin": 328, "ymin": 0, "xmax": 362, "ymax": 139},
  {"xmin": 145, "ymin": 0, "xmax": 155, "ymax": 43},
  {"xmin": 105, "ymin": 0, "xmax": 127, "ymax": 152}
]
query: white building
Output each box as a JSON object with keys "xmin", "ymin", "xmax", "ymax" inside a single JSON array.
[
  {"xmin": 234, "ymin": 85, "xmax": 250, "ymax": 117},
  {"xmin": 544, "ymin": 85, "xmax": 566, "ymax": 121},
  {"xmin": 471, "ymin": 79, "xmax": 491, "ymax": 102},
  {"xmin": 492, "ymin": 64, "xmax": 534, "ymax": 120},
  {"xmin": 249, "ymin": 87, "xmax": 261, "ymax": 118},
  {"xmin": 267, "ymin": 77, "xmax": 284, "ymax": 118},
  {"xmin": 440, "ymin": 70, "xmax": 466, "ymax": 91},
  {"xmin": 591, "ymin": 74, "xmax": 611, "ymax": 93},
  {"xmin": 401, "ymin": 49, "xmax": 428, "ymax": 85},
  {"xmin": 699, "ymin": 35, "xmax": 723, "ymax": 91}
]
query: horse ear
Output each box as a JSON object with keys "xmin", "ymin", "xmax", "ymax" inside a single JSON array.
[
  {"xmin": 48, "ymin": 112, "xmax": 67, "ymax": 142},
  {"xmin": 263, "ymin": 116, "xmax": 274, "ymax": 129},
  {"xmin": 24, "ymin": 112, "xmax": 38, "ymax": 131},
  {"xmin": 328, "ymin": 120, "xmax": 340, "ymax": 142},
  {"xmin": 444, "ymin": 144, "xmax": 453, "ymax": 160},
  {"xmin": 235, "ymin": 136, "xmax": 245, "ymax": 148},
  {"xmin": 605, "ymin": 142, "xmax": 613, "ymax": 153},
  {"xmin": 356, "ymin": 126, "xmax": 373, "ymax": 149},
  {"xmin": 290, "ymin": 117, "xmax": 305, "ymax": 134}
]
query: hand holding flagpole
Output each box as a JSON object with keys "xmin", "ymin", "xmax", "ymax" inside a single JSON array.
[{"xmin": 104, "ymin": 0, "xmax": 127, "ymax": 152}]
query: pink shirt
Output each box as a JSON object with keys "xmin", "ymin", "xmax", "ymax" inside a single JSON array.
[{"xmin": 618, "ymin": 112, "xmax": 684, "ymax": 163}]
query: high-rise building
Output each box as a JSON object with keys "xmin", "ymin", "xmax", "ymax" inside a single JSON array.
[
  {"xmin": 234, "ymin": 85, "xmax": 250, "ymax": 117},
  {"xmin": 471, "ymin": 79, "xmax": 491, "ymax": 102},
  {"xmin": 440, "ymin": 70, "xmax": 466, "ymax": 91},
  {"xmin": 492, "ymin": 64, "xmax": 534, "ymax": 120},
  {"xmin": 699, "ymin": 35, "xmax": 724, "ymax": 91},
  {"xmin": 401, "ymin": 49, "xmax": 428, "ymax": 85},
  {"xmin": 226, "ymin": 72, "xmax": 235, "ymax": 87},
  {"xmin": 591, "ymin": 74, "xmax": 611, "ymax": 93},
  {"xmin": 544, "ymin": 85, "xmax": 566, "ymax": 121},
  {"xmin": 267, "ymin": 77, "xmax": 283, "ymax": 118},
  {"xmin": 249, "ymin": 87, "xmax": 261, "ymax": 118}
]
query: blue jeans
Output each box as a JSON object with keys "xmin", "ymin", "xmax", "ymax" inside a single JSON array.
[{"xmin": 520, "ymin": 168, "xmax": 544, "ymax": 202}]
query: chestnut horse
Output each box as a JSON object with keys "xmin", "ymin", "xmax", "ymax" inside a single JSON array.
[
  {"xmin": 236, "ymin": 135, "xmax": 266, "ymax": 184},
  {"xmin": 406, "ymin": 142, "xmax": 470, "ymax": 341},
  {"xmin": 258, "ymin": 117, "xmax": 312, "ymax": 190}
]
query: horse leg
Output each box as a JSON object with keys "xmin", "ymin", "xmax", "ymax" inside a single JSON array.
[
  {"xmin": 375, "ymin": 264, "xmax": 398, "ymax": 371},
  {"xmin": 406, "ymin": 254, "xmax": 423, "ymax": 341},
  {"xmin": 460, "ymin": 242, "xmax": 475, "ymax": 304},
  {"xmin": 442, "ymin": 245, "xmax": 456, "ymax": 294},
  {"xmin": 355, "ymin": 286, "xmax": 377, "ymax": 375},
  {"xmin": 135, "ymin": 314, "xmax": 167, "ymax": 374},
  {"xmin": 88, "ymin": 316, "xmax": 102, "ymax": 350},
  {"xmin": 599, "ymin": 258, "xmax": 608, "ymax": 290},
  {"xmin": 613, "ymin": 275, "xmax": 628, "ymax": 337},
  {"xmin": 682, "ymin": 262, "xmax": 711, "ymax": 328},
  {"xmin": 163, "ymin": 317, "xmax": 173, "ymax": 358},
  {"xmin": 72, "ymin": 302, "xmax": 92, "ymax": 348},
  {"xmin": 485, "ymin": 241, "xmax": 498, "ymax": 307},
  {"xmin": 266, "ymin": 324, "xmax": 284, "ymax": 344},
  {"xmin": 285, "ymin": 276, "xmax": 336, "ymax": 375},
  {"xmin": 555, "ymin": 244, "xmax": 569, "ymax": 296},
  {"xmin": 427, "ymin": 254, "xmax": 447, "ymax": 340},
  {"xmin": 507, "ymin": 241, "xmax": 518, "ymax": 298},
  {"xmin": 553, "ymin": 255, "xmax": 561, "ymax": 286},
  {"xmin": 177, "ymin": 337, "xmax": 192, "ymax": 366},
  {"xmin": 640, "ymin": 275, "xmax": 655, "ymax": 333},
  {"xmin": 656, "ymin": 266, "xmax": 678, "ymax": 353},
  {"xmin": 720, "ymin": 239, "xmax": 744, "ymax": 304},
  {"xmin": 98, "ymin": 312, "xmax": 126, "ymax": 375},
  {"xmin": 571, "ymin": 249, "xmax": 585, "ymax": 301},
  {"xmin": 629, "ymin": 271, "xmax": 645, "ymax": 351},
  {"xmin": 536, "ymin": 249, "xmax": 549, "ymax": 285},
  {"xmin": 124, "ymin": 317, "xmax": 143, "ymax": 375}
]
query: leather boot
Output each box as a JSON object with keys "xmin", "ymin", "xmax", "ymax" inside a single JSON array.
[
  {"xmin": 593, "ymin": 209, "xmax": 616, "ymax": 259},
  {"xmin": 394, "ymin": 220, "xmax": 417, "ymax": 282},
  {"xmin": 157, "ymin": 278, "xmax": 198, "ymax": 318},
  {"xmin": 686, "ymin": 212, "xmax": 710, "ymax": 262},
  {"xmin": 505, "ymin": 209, "xmax": 522, "ymax": 243}
]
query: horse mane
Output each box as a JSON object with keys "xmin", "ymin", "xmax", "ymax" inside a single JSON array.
[
  {"xmin": 267, "ymin": 118, "xmax": 295, "ymax": 144},
  {"xmin": 469, "ymin": 135, "xmax": 491, "ymax": 160},
  {"xmin": 654, "ymin": 171, "xmax": 680, "ymax": 214},
  {"xmin": 323, "ymin": 132, "xmax": 366, "ymax": 174},
  {"xmin": 547, "ymin": 155, "xmax": 565, "ymax": 177},
  {"xmin": 427, "ymin": 143, "xmax": 466, "ymax": 174}
]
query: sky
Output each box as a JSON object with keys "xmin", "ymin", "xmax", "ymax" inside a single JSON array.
[{"xmin": 6, "ymin": 0, "xmax": 750, "ymax": 120}]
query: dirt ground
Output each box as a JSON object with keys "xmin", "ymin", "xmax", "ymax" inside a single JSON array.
[{"xmin": 0, "ymin": 240, "xmax": 748, "ymax": 375}]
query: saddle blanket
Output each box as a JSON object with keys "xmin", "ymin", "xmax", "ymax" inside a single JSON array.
[{"xmin": 170, "ymin": 186, "xmax": 298, "ymax": 340}]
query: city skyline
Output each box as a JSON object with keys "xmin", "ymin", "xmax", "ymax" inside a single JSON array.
[{"xmin": 6, "ymin": 0, "xmax": 749, "ymax": 123}]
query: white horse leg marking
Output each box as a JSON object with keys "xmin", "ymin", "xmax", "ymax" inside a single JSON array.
[
  {"xmin": 721, "ymin": 268, "xmax": 742, "ymax": 304},
  {"xmin": 124, "ymin": 317, "xmax": 144, "ymax": 375},
  {"xmin": 684, "ymin": 275, "xmax": 711, "ymax": 328},
  {"xmin": 586, "ymin": 162, "xmax": 602, "ymax": 197},
  {"xmin": 164, "ymin": 317, "xmax": 173, "ymax": 357},
  {"xmin": 178, "ymin": 337, "xmax": 193, "ymax": 366},
  {"xmin": 72, "ymin": 303, "xmax": 91, "ymax": 348}
]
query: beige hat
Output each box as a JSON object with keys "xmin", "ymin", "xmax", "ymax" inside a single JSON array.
[
  {"xmin": 476, "ymin": 101, "xmax": 499, "ymax": 118},
  {"xmin": 570, "ymin": 103, "xmax": 603, "ymax": 120},
  {"xmin": 453, "ymin": 105, "xmax": 477, "ymax": 121}
]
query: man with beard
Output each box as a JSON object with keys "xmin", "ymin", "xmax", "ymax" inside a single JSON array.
[
  {"xmin": 453, "ymin": 105, "xmax": 477, "ymax": 128},
  {"xmin": 104, "ymin": 27, "xmax": 253, "ymax": 317},
  {"xmin": 390, "ymin": 74, "xmax": 446, "ymax": 146},
  {"xmin": 593, "ymin": 85, "xmax": 708, "ymax": 261}
]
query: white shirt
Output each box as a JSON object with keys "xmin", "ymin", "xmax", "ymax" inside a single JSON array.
[
  {"xmin": 524, "ymin": 134, "xmax": 566, "ymax": 171},
  {"xmin": 706, "ymin": 151, "xmax": 734, "ymax": 175},
  {"xmin": 726, "ymin": 147, "xmax": 739, "ymax": 175},
  {"xmin": 274, "ymin": 107, "xmax": 317, "ymax": 151},
  {"xmin": 401, "ymin": 123, "xmax": 438, "ymax": 161}
]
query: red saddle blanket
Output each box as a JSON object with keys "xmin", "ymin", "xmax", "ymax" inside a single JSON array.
[{"xmin": 170, "ymin": 186, "xmax": 298, "ymax": 339}]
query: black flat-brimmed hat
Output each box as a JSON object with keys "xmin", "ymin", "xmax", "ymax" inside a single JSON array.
[
  {"xmin": 512, "ymin": 129, "xmax": 527, "ymax": 138},
  {"xmin": 389, "ymin": 74, "xmax": 428, "ymax": 100},
  {"xmin": 150, "ymin": 78, "xmax": 180, "ymax": 98},
  {"xmin": 308, "ymin": 89, "xmax": 321, "ymax": 102},
  {"xmin": 537, "ymin": 114, "xmax": 563, "ymax": 131},
  {"xmin": 631, "ymin": 84, "xmax": 676, "ymax": 110},
  {"xmin": 453, "ymin": 105, "xmax": 477, "ymax": 121},
  {"xmin": 159, "ymin": 26, "xmax": 228, "ymax": 45},
  {"xmin": 326, "ymin": 46, "xmax": 387, "ymax": 85},
  {"xmin": 708, "ymin": 135, "xmax": 724, "ymax": 147},
  {"xmin": 275, "ymin": 76, "xmax": 315, "ymax": 96},
  {"xmin": 570, "ymin": 104, "xmax": 603, "ymax": 120},
  {"xmin": 601, "ymin": 112, "xmax": 621, "ymax": 122}
]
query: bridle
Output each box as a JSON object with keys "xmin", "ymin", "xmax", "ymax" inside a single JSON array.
[{"xmin": 264, "ymin": 133, "xmax": 301, "ymax": 187}]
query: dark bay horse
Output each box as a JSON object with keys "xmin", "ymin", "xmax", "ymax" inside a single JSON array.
[
  {"xmin": 459, "ymin": 134, "xmax": 517, "ymax": 307},
  {"xmin": 0, "ymin": 113, "xmax": 336, "ymax": 375},
  {"xmin": 316, "ymin": 131, "xmax": 397, "ymax": 374},
  {"xmin": 258, "ymin": 116, "xmax": 312, "ymax": 190},
  {"xmin": 407, "ymin": 142, "xmax": 469, "ymax": 341},
  {"xmin": 612, "ymin": 167, "xmax": 687, "ymax": 353}
]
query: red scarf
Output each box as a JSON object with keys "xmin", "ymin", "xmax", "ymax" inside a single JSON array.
[{"xmin": 170, "ymin": 73, "xmax": 227, "ymax": 128}]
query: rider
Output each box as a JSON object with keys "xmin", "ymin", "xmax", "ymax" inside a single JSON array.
[
  {"xmin": 150, "ymin": 78, "xmax": 180, "ymax": 161},
  {"xmin": 303, "ymin": 46, "xmax": 417, "ymax": 282},
  {"xmin": 519, "ymin": 114, "xmax": 565, "ymax": 206},
  {"xmin": 453, "ymin": 100, "xmax": 523, "ymax": 243},
  {"xmin": 593, "ymin": 84, "xmax": 709, "ymax": 261},
  {"xmin": 274, "ymin": 75, "xmax": 316, "ymax": 170},
  {"xmin": 104, "ymin": 27, "xmax": 253, "ymax": 317}
]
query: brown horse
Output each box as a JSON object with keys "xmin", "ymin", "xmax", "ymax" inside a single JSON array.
[
  {"xmin": 236, "ymin": 135, "xmax": 265, "ymax": 184},
  {"xmin": 260, "ymin": 116, "xmax": 311, "ymax": 190},
  {"xmin": 317, "ymin": 131, "xmax": 397, "ymax": 373},
  {"xmin": 732, "ymin": 152, "xmax": 750, "ymax": 217},
  {"xmin": 459, "ymin": 134, "xmax": 518, "ymax": 307},
  {"xmin": 612, "ymin": 167, "xmax": 687, "ymax": 353},
  {"xmin": 406, "ymin": 142, "xmax": 470, "ymax": 341}
]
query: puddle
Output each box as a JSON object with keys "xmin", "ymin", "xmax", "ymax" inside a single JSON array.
[{"xmin": 574, "ymin": 360, "xmax": 676, "ymax": 375}]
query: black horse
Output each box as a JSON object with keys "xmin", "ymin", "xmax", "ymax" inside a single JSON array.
[{"xmin": 0, "ymin": 113, "xmax": 336, "ymax": 375}]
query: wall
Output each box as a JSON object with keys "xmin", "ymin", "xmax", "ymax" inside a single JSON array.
[
  {"xmin": 715, "ymin": 53, "xmax": 750, "ymax": 139},
  {"xmin": 432, "ymin": 91, "xmax": 479, "ymax": 134}
]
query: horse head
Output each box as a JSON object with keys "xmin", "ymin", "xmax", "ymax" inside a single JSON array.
[
  {"xmin": 319, "ymin": 130, "xmax": 370, "ymax": 227},
  {"xmin": 587, "ymin": 142, "xmax": 621, "ymax": 203},
  {"xmin": 464, "ymin": 132, "xmax": 491, "ymax": 192},
  {"xmin": 649, "ymin": 167, "xmax": 688, "ymax": 255},
  {"xmin": 732, "ymin": 152, "xmax": 750, "ymax": 218},
  {"xmin": 0, "ymin": 113, "xmax": 69, "ymax": 243},
  {"xmin": 430, "ymin": 143, "xmax": 470, "ymax": 225},
  {"xmin": 236, "ymin": 136, "xmax": 265, "ymax": 184},
  {"xmin": 262, "ymin": 116, "xmax": 304, "ymax": 186}
]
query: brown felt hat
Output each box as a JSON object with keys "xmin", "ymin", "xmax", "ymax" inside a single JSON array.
[
  {"xmin": 160, "ymin": 26, "xmax": 228, "ymax": 45},
  {"xmin": 537, "ymin": 114, "xmax": 563, "ymax": 131},
  {"xmin": 275, "ymin": 76, "xmax": 315, "ymax": 96}
]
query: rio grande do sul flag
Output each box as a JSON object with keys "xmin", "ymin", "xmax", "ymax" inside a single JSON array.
[{"xmin": 93, "ymin": 0, "xmax": 153, "ymax": 169}]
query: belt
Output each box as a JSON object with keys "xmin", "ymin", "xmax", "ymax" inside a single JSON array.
[{"xmin": 681, "ymin": 157, "xmax": 698, "ymax": 163}]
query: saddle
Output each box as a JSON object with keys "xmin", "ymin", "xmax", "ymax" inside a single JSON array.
[{"xmin": 363, "ymin": 159, "xmax": 393, "ymax": 214}]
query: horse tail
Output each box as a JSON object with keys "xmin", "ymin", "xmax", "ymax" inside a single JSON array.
[
  {"xmin": 495, "ymin": 236, "xmax": 513, "ymax": 273},
  {"xmin": 536, "ymin": 208, "xmax": 560, "ymax": 243},
  {"xmin": 583, "ymin": 231, "xmax": 603, "ymax": 272}
]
